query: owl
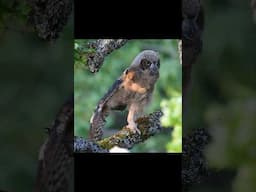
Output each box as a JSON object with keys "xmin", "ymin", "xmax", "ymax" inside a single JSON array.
[{"xmin": 89, "ymin": 50, "xmax": 160, "ymax": 141}]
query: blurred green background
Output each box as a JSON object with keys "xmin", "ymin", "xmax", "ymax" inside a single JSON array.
[
  {"xmin": 74, "ymin": 39, "xmax": 182, "ymax": 153},
  {"xmin": 0, "ymin": 7, "xmax": 73, "ymax": 192},
  {"xmin": 184, "ymin": 1, "xmax": 256, "ymax": 191}
]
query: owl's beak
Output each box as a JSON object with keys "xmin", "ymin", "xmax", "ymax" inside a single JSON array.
[{"xmin": 149, "ymin": 64, "xmax": 158, "ymax": 75}]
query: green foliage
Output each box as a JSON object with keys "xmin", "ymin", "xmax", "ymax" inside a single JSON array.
[
  {"xmin": 161, "ymin": 96, "xmax": 182, "ymax": 152},
  {"xmin": 206, "ymin": 100, "xmax": 256, "ymax": 168},
  {"xmin": 185, "ymin": 1, "xmax": 256, "ymax": 191},
  {"xmin": 74, "ymin": 40, "xmax": 92, "ymax": 70},
  {"xmin": 233, "ymin": 164, "xmax": 256, "ymax": 192},
  {"xmin": 205, "ymin": 100, "xmax": 256, "ymax": 192},
  {"xmin": 74, "ymin": 39, "xmax": 182, "ymax": 152},
  {"xmin": 0, "ymin": 12, "xmax": 73, "ymax": 191}
]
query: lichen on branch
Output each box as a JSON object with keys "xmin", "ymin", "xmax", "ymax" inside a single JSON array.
[
  {"xmin": 74, "ymin": 111, "xmax": 163, "ymax": 153},
  {"xmin": 87, "ymin": 39, "xmax": 128, "ymax": 73},
  {"xmin": 74, "ymin": 137, "xmax": 109, "ymax": 153},
  {"xmin": 28, "ymin": 0, "xmax": 73, "ymax": 40},
  {"xmin": 98, "ymin": 111, "xmax": 163, "ymax": 149},
  {"xmin": 182, "ymin": 128, "xmax": 210, "ymax": 191}
]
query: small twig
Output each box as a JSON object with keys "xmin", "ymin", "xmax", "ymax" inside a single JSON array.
[{"xmin": 87, "ymin": 39, "xmax": 128, "ymax": 73}]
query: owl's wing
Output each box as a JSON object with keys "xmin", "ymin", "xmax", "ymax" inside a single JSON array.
[
  {"xmin": 89, "ymin": 77, "xmax": 124, "ymax": 141},
  {"xmin": 98, "ymin": 78, "xmax": 123, "ymax": 107}
]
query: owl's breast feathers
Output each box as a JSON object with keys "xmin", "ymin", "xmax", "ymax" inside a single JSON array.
[{"xmin": 121, "ymin": 70, "xmax": 147, "ymax": 94}]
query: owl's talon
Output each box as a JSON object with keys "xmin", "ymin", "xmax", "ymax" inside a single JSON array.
[{"xmin": 127, "ymin": 123, "xmax": 141, "ymax": 134}]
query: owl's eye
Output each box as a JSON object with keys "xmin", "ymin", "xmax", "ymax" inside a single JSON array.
[
  {"xmin": 124, "ymin": 68, "xmax": 129, "ymax": 75},
  {"xmin": 140, "ymin": 59, "xmax": 151, "ymax": 70},
  {"xmin": 156, "ymin": 60, "xmax": 160, "ymax": 67}
]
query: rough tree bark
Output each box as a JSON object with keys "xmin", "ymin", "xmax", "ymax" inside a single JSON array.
[
  {"xmin": 181, "ymin": 0, "xmax": 204, "ymax": 96},
  {"xmin": 34, "ymin": 95, "xmax": 74, "ymax": 192},
  {"xmin": 28, "ymin": 0, "xmax": 73, "ymax": 40},
  {"xmin": 87, "ymin": 39, "xmax": 128, "ymax": 73},
  {"xmin": 182, "ymin": 128, "xmax": 210, "ymax": 191}
]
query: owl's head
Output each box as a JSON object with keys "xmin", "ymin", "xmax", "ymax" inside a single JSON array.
[{"xmin": 131, "ymin": 50, "xmax": 160, "ymax": 77}]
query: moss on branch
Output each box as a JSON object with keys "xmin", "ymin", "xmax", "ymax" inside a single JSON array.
[{"xmin": 74, "ymin": 111, "xmax": 163, "ymax": 153}]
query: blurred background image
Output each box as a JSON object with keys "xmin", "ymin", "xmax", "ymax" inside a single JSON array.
[
  {"xmin": 0, "ymin": 1, "xmax": 73, "ymax": 191},
  {"xmin": 184, "ymin": 1, "xmax": 256, "ymax": 191},
  {"xmin": 74, "ymin": 39, "xmax": 182, "ymax": 153}
]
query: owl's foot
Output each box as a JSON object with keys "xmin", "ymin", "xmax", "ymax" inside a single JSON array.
[{"xmin": 127, "ymin": 122, "xmax": 141, "ymax": 135}]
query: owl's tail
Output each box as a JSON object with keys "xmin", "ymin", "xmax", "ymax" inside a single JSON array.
[{"xmin": 89, "ymin": 103, "xmax": 109, "ymax": 141}]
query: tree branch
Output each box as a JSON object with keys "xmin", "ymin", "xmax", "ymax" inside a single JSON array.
[
  {"xmin": 74, "ymin": 137, "xmax": 109, "ymax": 153},
  {"xmin": 74, "ymin": 111, "xmax": 163, "ymax": 153},
  {"xmin": 181, "ymin": 1, "xmax": 209, "ymax": 191},
  {"xmin": 87, "ymin": 39, "xmax": 128, "ymax": 73},
  {"xmin": 34, "ymin": 95, "xmax": 74, "ymax": 192},
  {"xmin": 28, "ymin": 0, "xmax": 73, "ymax": 40},
  {"xmin": 181, "ymin": 0, "xmax": 204, "ymax": 96},
  {"xmin": 182, "ymin": 128, "xmax": 210, "ymax": 191},
  {"xmin": 251, "ymin": 0, "xmax": 256, "ymax": 23}
]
